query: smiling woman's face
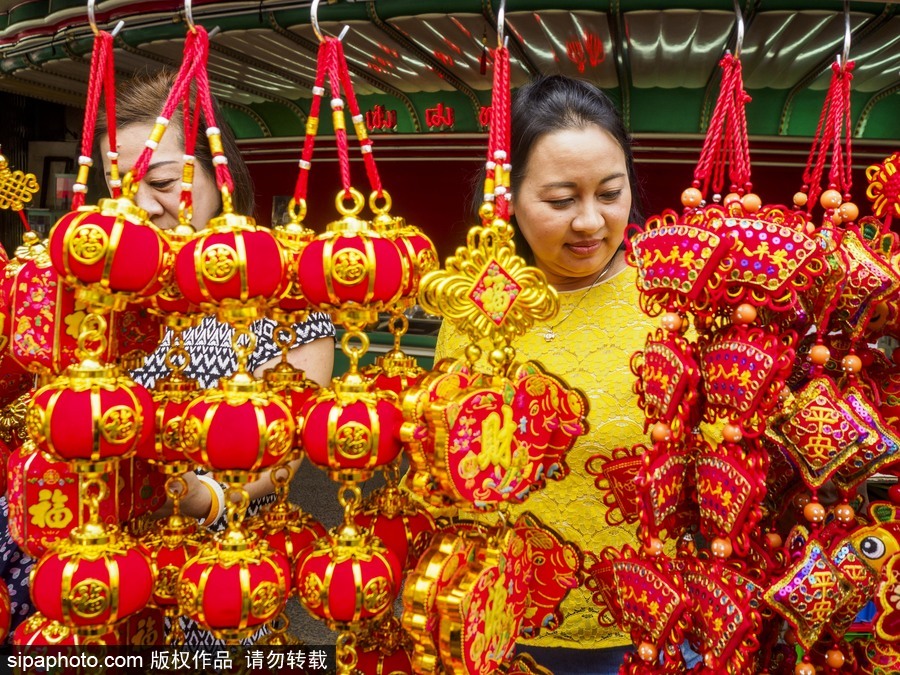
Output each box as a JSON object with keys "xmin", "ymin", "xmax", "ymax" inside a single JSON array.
[
  {"xmin": 510, "ymin": 124, "xmax": 632, "ymax": 291},
  {"xmin": 101, "ymin": 122, "xmax": 220, "ymax": 231}
]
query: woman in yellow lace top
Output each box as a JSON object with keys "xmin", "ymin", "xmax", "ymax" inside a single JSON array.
[{"xmin": 433, "ymin": 75, "xmax": 652, "ymax": 674}]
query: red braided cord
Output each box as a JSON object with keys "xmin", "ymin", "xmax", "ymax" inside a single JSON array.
[
  {"xmin": 101, "ymin": 33, "xmax": 119, "ymax": 200},
  {"xmin": 190, "ymin": 29, "xmax": 235, "ymax": 196},
  {"xmin": 830, "ymin": 62, "xmax": 854, "ymax": 194},
  {"xmin": 130, "ymin": 31, "xmax": 202, "ymax": 184},
  {"xmin": 18, "ymin": 210, "xmax": 30, "ymax": 231},
  {"xmin": 482, "ymin": 45, "xmax": 511, "ymax": 222},
  {"xmin": 177, "ymin": 81, "xmax": 202, "ymax": 215},
  {"xmin": 324, "ymin": 37, "xmax": 353, "ymax": 199},
  {"xmin": 293, "ymin": 39, "xmax": 332, "ymax": 205},
  {"xmin": 494, "ymin": 44, "xmax": 511, "ymax": 221},
  {"xmin": 801, "ymin": 67, "xmax": 833, "ymax": 203},
  {"xmin": 334, "ymin": 40, "xmax": 383, "ymax": 197},
  {"xmin": 803, "ymin": 61, "xmax": 854, "ymax": 209},
  {"xmin": 694, "ymin": 54, "xmax": 736, "ymax": 197},
  {"xmin": 74, "ymin": 30, "xmax": 112, "ymax": 209},
  {"xmin": 728, "ymin": 60, "xmax": 751, "ymax": 190}
]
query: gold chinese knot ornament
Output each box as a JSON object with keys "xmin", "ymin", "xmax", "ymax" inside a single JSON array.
[{"xmin": 0, "ymin": 151, "xmax": 39, "ymax": 212}]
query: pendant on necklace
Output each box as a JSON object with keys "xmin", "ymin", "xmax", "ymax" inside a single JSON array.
[{"xmin": 543, "ymin": 328, "xmax": 557, "ymax": 342}]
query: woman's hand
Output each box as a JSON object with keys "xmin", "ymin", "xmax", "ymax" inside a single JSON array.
[{"xmin": 150, "ymin": 459, "xmax": 303, "ymax": 524}]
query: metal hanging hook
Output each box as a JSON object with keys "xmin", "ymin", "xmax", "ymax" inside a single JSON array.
[
  {"xmin": 184, "ymin": 0, "xmax": 197, "ymax": 33},
  {"xmin": 310, "ymin": 0, "xmax": 349, "ymax": 44},
  {"xmin": 496, "ymin": 0, "xmax": 506, "ymax": 48},
  {"xmin": 839, "ymin": 0, "xmax": 851, "ymax": 68},
  {"xmin": 311, "ymin": 0, "xmax": 324, "ymax": 43},
  {"xmin": 87, "ymin": 0, "xmax": 99, "ymax": 36},
  {"xmin": 732, "ymin": 0, "xmax": 745, "ymax": 60},
  {"xmin": 87, "ymin": 0, "xmax": 125, "ymax": 38}
]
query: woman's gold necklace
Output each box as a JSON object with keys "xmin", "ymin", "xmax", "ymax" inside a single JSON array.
[{"xmin": 542, "ymin": 254, "xmax": 617, "ymax": 342}]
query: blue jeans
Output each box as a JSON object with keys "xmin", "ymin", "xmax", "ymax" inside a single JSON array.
[{"xmin": 516, "ymin": 646, "xmax": 632, "ymax": 675}]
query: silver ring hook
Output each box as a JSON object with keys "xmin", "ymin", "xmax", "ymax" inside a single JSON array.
[
  {"xmin": 732, "ymin": 0, "xmax": 744, "ymax": 60},
  {"xmin": 311, "ymin": 0, "xmax": 324, "ymax": 43},
  {"xmin": 310, "ymin": 0, "xmax": 349, "ymax": 44},
  {"xmin": 496, "ymin": 0, "xmax": 506, "ymax": 49},
  {"xmin": 87, "ymin": 0, "xmax": 124, "ymax": 38},
  {"xmin": 839, "ymin": 0, "xmax": 851, "ymax": 68},
  {"xmin": 184, "ymin": 0, "xmax": 197, "ymax": 33},
  {"xmin": 87, "ymin": 0, "xmax": 99, "ymax": 36}
]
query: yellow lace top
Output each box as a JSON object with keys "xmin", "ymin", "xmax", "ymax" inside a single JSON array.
[{"xmin": 433, "ymin": 264, "xmax": 653, "ymax": 649}]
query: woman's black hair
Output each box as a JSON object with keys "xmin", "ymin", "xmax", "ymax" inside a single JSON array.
[{"xmin": 505, "ymin": 74, "xmax": 644, "ymax": 263}]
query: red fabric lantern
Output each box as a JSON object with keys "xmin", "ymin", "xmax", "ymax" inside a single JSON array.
[
  {"xmin": 31, "ymin": 526, "xmax": 154, "ymax": 633},
  {"xmin": 246, "ymin": 502, "xmax": 327, "ymax": 564},
  {"xmin": 299, "ymin": 380, "xmax": 403, "ymax": 483},
  {"xmin": 174, "ymin": 216, "xmax": 284, "ymax": 312},
  {"xmin": 264, "ymin": 366, "xmax": 320, "ymax": 437},
  {"xmin": 296, "ymin": 224, "xmax": 405, "ymax": 323},
  {"xmin": 295, "ymin": 523, "xmax": 402, "ymax": 629},
  {"xmin": 389, "ymin": 224, "xmax": 438, "ymax": 303},
  {"xmin": 355, "ymin": 616, "xmax": 414, "ymax": 675},
  {"xmin": 27, "ymin": 363, "xmax": 151, "ymax": 467},
  {"xmin": 14, "ymin": 612, "xmax": 118, "ymax": 645},
  {"xmin": 135, "ymin": 378, "xmax": 198, "ymax": 473},
  {"xmin": 361, "ymin": 352, "xmax": 427, "ymax": 396},
  {"xmin": 177, "ymin": 533, "xmax": 291, "ymax": 641},
  {"xmin": 355, "ymin": 643, "xmax": 413, "ymax": 675},
  {"xmin": 180, "ymin": 377, "xmax": 295, "ymax": 481},
  {"xmin": 6, "ymin": 442, "xmax": 137, "ymax": 557},
  {"xmin": 138, "ymin": 516, "xmax": 203, "ymax": 610},
  {"xmin": 353, "ymin": 484, "xmax": 435, "ymax": 571},
  {"xmin": 48, "ymin": 198, "xmax": 167, "ymax": 302}
]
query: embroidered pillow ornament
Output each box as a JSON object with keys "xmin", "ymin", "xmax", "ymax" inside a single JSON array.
[
  {"xmin": 626, "ymin": 214, "xmax": 732, "ymax": 316},
  {"xmin": 763, "ymin": 539, "xmax": 853, "ymax": 651},
  {"xmin": 765, "ymin": 376, "xmax": 872, "ymax": 490},
  {"xmin": 833, "ymin": 384, "xmax": 900, "ymax": 492}
]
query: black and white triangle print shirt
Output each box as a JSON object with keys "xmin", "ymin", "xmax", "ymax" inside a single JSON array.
[{"xmin": 130, "ymin": 312, "xmax": 335, "ymax": 390}]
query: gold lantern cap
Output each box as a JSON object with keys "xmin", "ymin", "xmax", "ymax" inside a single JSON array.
[{"xmin": 97, "ymin": 195, "xmax": 150, "ymax": 226}]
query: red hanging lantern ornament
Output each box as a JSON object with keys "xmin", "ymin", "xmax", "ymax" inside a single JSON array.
[
  {"xmin": 292, "ymin": 37, "xmax": 406, "ymax": 332},
  {"xmin": 179, "ymin": 333, "xmax": 296, "ymax": 485},
  {"xmin": 26, "ymin": 313, "xmax": 152, "ymax": 473},
  {"xmin": 294, "ymin": 485, "xmax": 403, "ymax": 657},
  {"xmin": 352, "ymin": 462, "xmax": 435, "ymax": 571},
  {"xmin": 47, "ymin": 24, "xmax": 167, "ymax": 311},
  {"xmin": 29, "ymin": 477, "xmax": 155, "ymax": 637},
  {"xmin": 244, "ymin": 464, "xmax": 327, "ymax": 564},
  {"xmin": 137, "ymin": 476, "xmax": 205, "ymax": 645},
  {"xmin": 172, "ymin": 29, "xmax": 284, "ymax": 325},
  {"xmin": 176, "ymin": 488, "xmax": 292, "ymax": 642},
  {"xmin": 1, "ymin": 232, "xmax": 117, "ymax": 377}
]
